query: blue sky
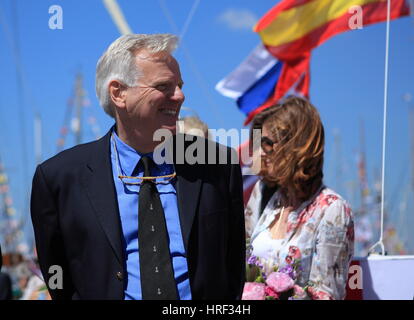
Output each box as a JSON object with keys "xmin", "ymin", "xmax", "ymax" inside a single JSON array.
[{"xmin": 0, "ymin": 0, "xmax": 413, "ymax": 255}]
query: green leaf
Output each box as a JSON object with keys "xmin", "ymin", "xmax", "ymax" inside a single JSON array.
[
  {"xmin": 246, "ymin": 264, "xmax": 262, "ymax": 282},
  {"xmin": 255, "ymin": 274, "xmax": 265, "ymax": 283}
]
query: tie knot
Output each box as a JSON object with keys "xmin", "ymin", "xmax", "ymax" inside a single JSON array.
[{"xmin": 140, "ymin": 156, "xmax": 153, "ymax": 177}]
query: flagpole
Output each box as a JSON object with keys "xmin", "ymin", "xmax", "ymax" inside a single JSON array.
[{"xmin": 369, "ymin": 0, "xmax": 392, "ymax": 256}]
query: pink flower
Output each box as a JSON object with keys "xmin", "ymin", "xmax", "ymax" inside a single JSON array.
[
  {"xmin": 265, "ymin": 272, "xmax": 295, "ymax": 293},
  {"xmin": 307, "ymin": 287, "xmax": 333, "ymax": 300},
  {"xmin": 297, "ymin": 209, "xmax": 313, "ymax": 226},
  {"xmin": 265, "ymin": 286, "xmax": 280, "ymax": 299},
  {"xmin": 242, "ymin": 282, "xmax": 266, "ymax": 300},
  {"xmin": 293, "ymin": 285, "xmax": 307, "ymax": 299},
  {"xmin": 288, "ymin": 246, "xmax": 302, "ymax": 260},
  {"xmin": 319, "ymin": 194, "xmax": 339, "ymax": 209}
]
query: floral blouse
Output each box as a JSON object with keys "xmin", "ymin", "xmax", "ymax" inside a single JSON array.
[{"xmin": 245, "ymin": 180, "xmax": 354, "ymax": 300}]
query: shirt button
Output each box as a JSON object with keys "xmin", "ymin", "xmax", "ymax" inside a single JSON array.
[{"xmin": 116, "ymin": 272, "xmax": 123, "ymax": 281}]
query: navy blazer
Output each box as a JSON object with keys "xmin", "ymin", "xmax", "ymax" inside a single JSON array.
[{"xmin": 30, "ymin": 130, "xmax": 245, "ymax": 300}]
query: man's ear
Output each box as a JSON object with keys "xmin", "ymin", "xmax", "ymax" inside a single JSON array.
[{"xmin": 108, "ymin": 80, "xmax": 128, "ymax": 109}]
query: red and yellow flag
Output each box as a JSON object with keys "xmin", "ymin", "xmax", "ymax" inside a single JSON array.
[
  {"xmin": 246, "ymin": 0, "xmax": 410, "ymax": 124},
  {"xmin": 255, "ymin": 0, "xmax": 410, "ymax": 60}
]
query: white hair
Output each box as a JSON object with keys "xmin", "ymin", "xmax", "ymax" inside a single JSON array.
[{"xmin": 95, "ymin": 34, "xmax": 179, "ymax": 118}]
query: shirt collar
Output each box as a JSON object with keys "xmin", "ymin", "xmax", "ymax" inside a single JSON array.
[
  {"xmin": 111, "ymin": 126, "xmax": 174, "ymax": 176},
  {"xmin": 251, "ymin": 184, "xmax": 326, "ymax": 241},
  {"xmin": 111, "ymin": 127, "xmax": 150, "ymax": 177}
]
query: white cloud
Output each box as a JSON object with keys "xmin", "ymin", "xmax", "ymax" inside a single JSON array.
[{"xmin": 218, "ymin": 8, "xmax": 258, "ymax": 31}]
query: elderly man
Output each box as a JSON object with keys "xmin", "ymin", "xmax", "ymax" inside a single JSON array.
[{"xmin": 30, "ymin": 34, "xmax": 245, "ymax": 300}]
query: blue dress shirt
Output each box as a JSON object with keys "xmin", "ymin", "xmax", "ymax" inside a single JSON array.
[{"xmin": 110, "ymin": 129, "xmax": 192, "ymax": 300}]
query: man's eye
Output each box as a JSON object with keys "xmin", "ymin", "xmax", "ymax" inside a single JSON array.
[{"xmin": 156, "ymin": 84, "xmax": 168, "ymax": 91}]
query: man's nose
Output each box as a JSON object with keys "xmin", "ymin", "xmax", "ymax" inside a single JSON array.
[{"xmin": 171, "ymin": 85, "xmax": 185, "ymax": 103}]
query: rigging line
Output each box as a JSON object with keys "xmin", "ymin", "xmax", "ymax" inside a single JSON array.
[
  {"xmin": 11, "ymin": 0, "xmax": 31, "ymax": 242},
  {"xmin": 102, "ymin": 0, "xmax": 132, "ymax": 35},
  {"xmin": 158, "ymin": 0, "xmax": 180, "ymax": 33},
  {"xmin": 1, "ymin": 2, "xmax": 39, "ymax": 249},
  {"xmin": 158, "ymin": 0, "xmax": 225, "ymax": 128},
  {"xmin": 369, "ymin": 0, "xmax": 391, "ymax": 256},
  {"xmin": 1, "ymin": 1, "xmax": 30, "ymax": 243},
  {"xmin": 0, "ymin": 3, "xmax": 41, "ymax": 115},
  {"xmin": 0, "ymin": 3, "xmax": 29, "ymax": 188},
  {"xmin": 180, "ymin": 44, "xmax": 226, "ymax": 128},
  {"xmin": 179, "ymin": 0, "xmax": 201, "ymax": 43},
  {"xmin": 56, "ymin": 85, "xmax": 75, "ymax": 153}
]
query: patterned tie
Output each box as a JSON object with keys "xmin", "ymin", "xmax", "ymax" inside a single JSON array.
[{"xmin": 138, "ymin": 156, "xmax": 178, "ymax": 300}]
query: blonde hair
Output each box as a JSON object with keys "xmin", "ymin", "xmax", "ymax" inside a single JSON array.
[{"xmin": 180, "ymin": 116, "xmax": 210, "ymax": 139}]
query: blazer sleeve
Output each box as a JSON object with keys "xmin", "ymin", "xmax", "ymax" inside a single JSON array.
[
  {"xmin": 226, "ymin": 148, "xmax": 246, "ymax": 300},
  {"xmin": 30, "ymin": 165, "xmax": 75, "ymax": 300}
]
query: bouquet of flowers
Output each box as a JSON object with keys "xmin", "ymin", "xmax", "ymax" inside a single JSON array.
[{"xmin": 242, "ymin": 243, "xmax": 309, "ymax": 300}]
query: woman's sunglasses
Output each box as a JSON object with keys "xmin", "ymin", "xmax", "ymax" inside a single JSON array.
[{"xmin": 261, "ymin": 136, "xmax": 276, "ymax": 155}]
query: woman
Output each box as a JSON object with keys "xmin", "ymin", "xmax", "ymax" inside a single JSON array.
[{"xmin": 244, "ymin": 97, "xmax": 354, "ymax": 300}]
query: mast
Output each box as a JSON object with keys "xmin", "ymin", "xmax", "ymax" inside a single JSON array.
[
  {"xmin": 333, "ymin": 129, "xmax": 343, "ymax": 194},
  {"xmin": 57, "ymin": 72, "xmax": 88, "ymax": 152},
  {"xmin": 358, "ymin": 119, "xmax": 369, "ymax": 215},
  {"xmin": 0, "ymin": 155, "xmax": 19, "ymax": 254},
  {"xmin": 74, "ymin": 73, "xmax": 84, "ymax": 146}
]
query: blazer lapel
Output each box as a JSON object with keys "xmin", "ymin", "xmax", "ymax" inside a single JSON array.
[
  {"xmin": 83, "ymin": 130, "xmax": 124, "ymax": 265},
  {"xmin": 172, "ymin": 134, "xmax": 202, "ymax": 252},
  {"xmin": 175, "ymin": 169, "xmax": 201, "ymax": 252}
]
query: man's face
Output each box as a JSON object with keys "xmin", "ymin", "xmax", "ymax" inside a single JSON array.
[{"xmin": 123, "ymin": 50, "xmax": 185, "ymax": 136}]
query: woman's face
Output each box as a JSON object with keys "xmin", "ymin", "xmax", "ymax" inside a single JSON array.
[{"xmin": 260, "ymin": 123, "xmax": 275, "ymax": 173}]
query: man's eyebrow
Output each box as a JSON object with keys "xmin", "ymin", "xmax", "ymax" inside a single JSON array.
[{"xmin": 152, "ymin": 78, "xmax": 184, "ymax": 86}]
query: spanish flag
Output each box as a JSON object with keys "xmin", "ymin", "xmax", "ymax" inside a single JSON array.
[{"xmin": 245, "ymin": 0, "xmax": 410, "ymax": 124}]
